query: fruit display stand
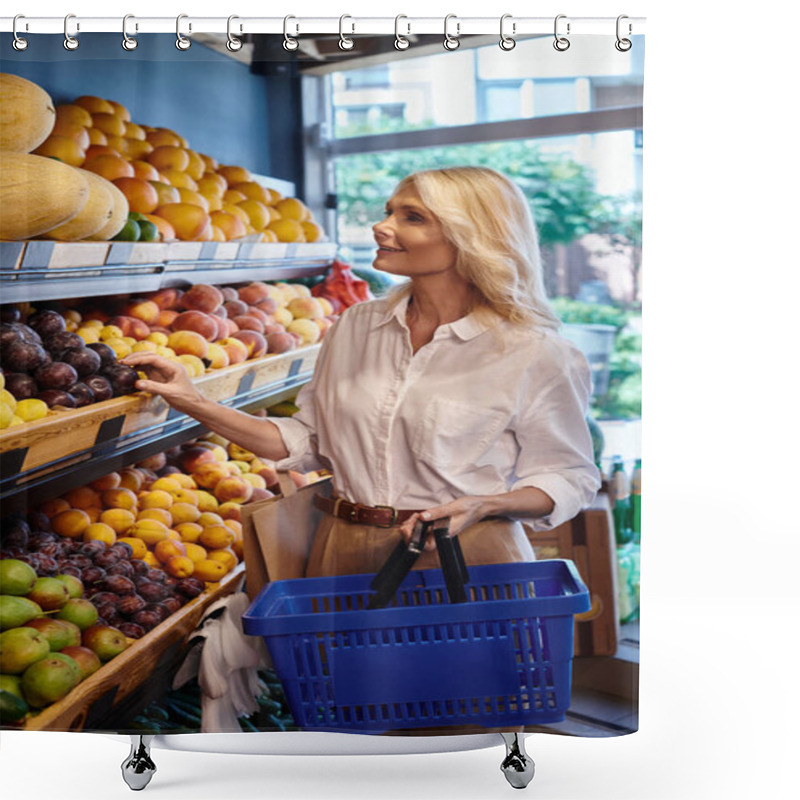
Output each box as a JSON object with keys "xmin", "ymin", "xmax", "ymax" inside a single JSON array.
[{"xmin": 21, "ymin": 564, "xmax": 244, "ymax": 732}]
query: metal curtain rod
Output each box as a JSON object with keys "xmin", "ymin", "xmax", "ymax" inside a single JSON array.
[{"xmin": 0, "ymin": 15, "xmax": 646, "ymax": 37}]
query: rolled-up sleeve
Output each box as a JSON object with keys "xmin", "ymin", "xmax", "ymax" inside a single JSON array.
[{"xmin": 511, "ymin": 341, "xmax": 601, "ymax": 530}]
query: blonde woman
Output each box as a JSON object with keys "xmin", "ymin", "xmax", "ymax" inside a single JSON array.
[{"xmin": 124, "ymin": 166, "xmax": 600, "ymax": 577}]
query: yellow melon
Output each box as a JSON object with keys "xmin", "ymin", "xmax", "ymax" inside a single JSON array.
[
  {"xmin": 0, "ymin": 73, "xmax": 56, "ymax": 153},
  {"xmin": 46, "ymin": 169, "xmax": 116, "ymax": 241},
  {"xmin": 84, "ymin": 178, "xmax": 130, "ymax": 241},
  {"xmin": 0, "ymin": 152, "xmax": 89, "ymax": 240}
]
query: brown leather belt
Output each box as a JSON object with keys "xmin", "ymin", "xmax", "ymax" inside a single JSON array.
[{"xmin": 313, "ymin": 494, "xmax": 420, "ymax": 528}]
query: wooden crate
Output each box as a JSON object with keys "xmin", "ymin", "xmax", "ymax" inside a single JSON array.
[
  {"xmin": 526, "ymin": 493, "xmax": 619, "ymax": 657},
  {"xmin": 18, "ymin": 565, "xmax": 245, "ymax": 732}
]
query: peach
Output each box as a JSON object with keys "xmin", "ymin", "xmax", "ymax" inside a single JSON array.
[
  {"xmin": 223, "ymin": 299, "xmax": 248, "ymax": 318},
  {"xmin": 244, "ymin": 306, "xmax": 270, "ymax": 324},
  {"xmin": 250, "ymin": 460, "xmax": 280, "ymax": 489},
  {"xmin": 167, "ymin": 330, "xmax": 209, "ymax": 358},
  {"xmin": 118, "ymin": 468, "xmax": 145, "ymax": 492},
  {"xmin": 272, "ymin": 307, "xmax": 293, "ymax": 327},
  {"xmin": 172, "ymin": 310, "xmax": 219, "ymax": 341},
  {"xmin": 146, "ymin": 288, "xmax": 183, "ymax": 310},
  {"xmin": 288, "ymin": 297, "xmax": 324, "ymax": 320},
  {"xmin": 266, "ymin": 331, "xmax": 297, "ymax": 354},
  {"xmin": 124, "ymin": 299, "xmax": 161, "ymax": 325},
  {"xmin": 237, "ymin": 282, "xmax": 270, "ymax": 305},
  {"xmin": 107, "ymin": 315, "xmax": 151, "ymax": 341},
  {"xmin": 198, "ymin": 525, "xmax": 235, "ymax": 551},
  {"xmin": 136, "ymin": 452, "xmax": 167, "ymax": 472},
  {"xmin": 217, "ymin": 337, "xmax": 249, "ymax": 365},
  {"xmin": 220, "ymin": 287, "xmax": 238, "ymax": 302},
  {"xmin": 192, "ymin": 461, "xmax": 229, "ymax": 490},
  {"xmin": 156, "ymin": 309, "xmax": 180, "ymax": 329},
  {"xmin": 316, "ymin": 297, "xmax": 335, "ymax": 316},
  {"xmin": 217, "ymin": 502, "xmax": 243, "ymax": 522},
  {"xmin": 90, "ymin": 472, "xmax": 121, "ymax": 492},
  {"xmin": 153, "ymin": 538, "xmax": 187, "ymax": 564},
  {"xmin": 179, "ymin": 445, "xmax": 218, "ymax": 474},
  {"xmin": 289, "ymin": 470, "xmax": 310, "ymax": 489},
  {"xmin": 181, "ymin": 283, "xmax": 223, "ymax": 314},
  {"xmin": 242, "ymin": 472, "xmax": 267, "ymax": 490},
  {"xmin": 231, "ymin": 315, "xmax": 265, "ymax": 333},
  {"xmin": 315, "ymin": 317, "xmax": 335, "ymax": 339},
  {"xmin": 214, "ymin": 476, "xmax": 254, "ymax": 504},
  {"xmin": 255, "ymin": 296, "xmax": 279, "ymax": 315},
  {"xmin": 205, "ymin": 343, "xmax": 230, "ymax": 370},
  {"xmin": 212, "ymin": 315, "xmax": 236, "ymax": 339},
  {"xmin": 287, "ymin": 319, "xmax": 321, "ymax": 346},
  {"xmin": 263, "ymin": 322, "xmax": 287, "ymax": 336},
  {"xmin": 231, "ymin": 330, "xmax": 267, "ymax": 358},
  {"xmin": 250, "ymin": 487, "xmax": 276, "ymax": 503},
  {"xmin": 176, "ymin": 354, "xmax": 206, "ymax": 378}
]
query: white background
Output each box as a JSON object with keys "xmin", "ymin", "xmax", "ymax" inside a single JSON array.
[{"xmin": 2, "ymin": 1, "xmax": 799, "ymax": 798}]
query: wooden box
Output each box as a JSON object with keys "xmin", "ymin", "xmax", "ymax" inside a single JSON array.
[{"xmin": 526, "ymin": 493, "xmax": 619, "ymax": 657}]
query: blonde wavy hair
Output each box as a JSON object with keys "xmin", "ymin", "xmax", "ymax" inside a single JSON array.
[{"xmin": 387, "ymin": 166, "xmax": 560, "ymax": 330}]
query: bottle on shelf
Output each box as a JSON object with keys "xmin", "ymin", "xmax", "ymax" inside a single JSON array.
[
  {"xmin": 610, "ymin": 457, "xmax": 633, "ymax": 545},
  {"xmin": 629, "ymin": 458, "xmax": 641, "ymax": 544}
]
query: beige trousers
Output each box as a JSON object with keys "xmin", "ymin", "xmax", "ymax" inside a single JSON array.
[{"xmin": 304, "ymin": 513, "xmax": 534, "ymax": 736}]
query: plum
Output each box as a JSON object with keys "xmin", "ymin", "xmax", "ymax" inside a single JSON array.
[
  {"xmin": 84, "ymin": 374, "xmax": 113, "ymax": 402},
  {"xmin": 117, "ymin": 593, "xmax": 146, "ymax": 616},
  {"xmin": 85, "ymin": 342, "xmax": 116, "ymax": 369},
  {"xmin": 101, "ymin": 575, "xmax": 136, "ymax": 595},
  {"xmin": 60, "ymin": 346, "xmax": 102, "ymax": 378},
  {"xmin": 78, "ymin": 541, "xmax": 107, "ymax": 558},
  {"xmin": 102, "ymin": 363, "xmax": 138, "ymax": 397},
  {"xmin": 34, "ymin": 361, "xmax": 78, "ymax": 391},
  {"xmin": 3, "ymin": 372, "xmax": 38, "ymax": 400},
  {"xmin": 109, "ymin": 542, "xmax": 134, "ymax": 559},
  {"xmin": 37, "ymin": 389, "xmax": 76, "ymax": 408},
  {"xmin": 66, "ymin": 382, "xmax": 95, "ymax": 407},
  {"xmin": 117, "ymin": 622, "xmax": 146, "ymax": 639},
  {"xmin": 45, "ymin": 330, "xmax": 84, "ymax": 356},
  {"xmin": 27, "ymin": 309, "xmax": 66, "ymax": 340},
  {"xmin": 0, "ymin": 305, "xmax": 21, "ymax": 323},
  {"xmin": 93, "ymin": 550, "xmax": 121, "ymax": 569},
  {"xmin": 137, "ymin": 581, "xmax": 167, "ymax": 603},
  {"xmin": 2, "ymin": 340, "xmax": 48, "ymax": 372},
  {"xmin": 106, "ymin": 560, "xmax": 134, "ymax": 578}
]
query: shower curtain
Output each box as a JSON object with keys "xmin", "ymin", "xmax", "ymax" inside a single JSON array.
[{"xmin": 0, "ymin": 20, "xmax": 642, "ymax": 744}]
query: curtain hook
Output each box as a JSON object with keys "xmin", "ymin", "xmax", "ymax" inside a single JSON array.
[
  {"xmin": 499, "ymin": 14, "xmax": 516, "ymax": 50},
  {"xmin": 283, "ymin": 15, "xmax": 299, "ymax": 51},
  {"xmin": 553, "ymin": 14, "xmax": 570, "ymax": 51},
  {"xmin": 338, "ymin": 14, "xmax": 355, "ymax": 51},
  {"xmin": 394, "ymin": 15, "xmax": 410, "ymax": 50},
  {"xmin": 12, "ymin": 15, "xmax": 28, "ymax": 51},
  {"xmin": 122, "ymin": 14, "xmax": 138, "ymax": 51},
  {"xmin": 226, "ymin": 15, "xmax": 242, "ymax": 52},
  {"xmin": 615, "ymin": 15, "xmax": 632, "ymax": 51},
  {"xmin": 63, "ymin": 14, "xmax": 79, "ymax": 51},
  {"xmin": 443, "ymin": 14, "xmax": 460, "ymax": 51},
  {"xmin": 176, "ymin": 14, "xmax": 191, "ymax": 50}
]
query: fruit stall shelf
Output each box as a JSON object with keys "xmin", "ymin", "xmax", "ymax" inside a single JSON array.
[
  {"xmin": 0, "ymin": 240, "xmax": 338, "ymax": 303},
  {"xmin": 13, "ymin": 564, "xmax": 245, "ymax": 732},
  {"xmin": 0, "ymin": 344, "xmax": 320, "ymax": 506}
]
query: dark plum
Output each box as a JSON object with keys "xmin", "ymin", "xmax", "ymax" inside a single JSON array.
[
  {"xmin": 0, "ymin": 305, "xmax": 21, "ymax": 323},
  {"xmin": 60, "ymin": 346, "xmax": 102, "ymax": 378},
  {"xmin": 109, "ymin": 542, "xmax": 134, "ymax": 559},
  {"xmin": 27, "ymin": 309, "xmax": 66, "ymax": 340},
  {"xmin": 175, "ymin": 577, "xmax": 205, "ymax": 599},
  {"xmin": 78, "ymin": 541, "xmax": 107, "ymax": 558},
  {"xmin": 102, "ymin": 363, "xmax": 139, "ymax": 397},
  {"xmin": 117, "ymin": 593, "xmax": 146, "ymax": 616},
  {"xmin": 36, "ymin": 554, "xmax": 59, "ymax": 576},
  {"xmin": 66, "ymin": 382, "xmax": 95, "ymax": 407},
  {"xmin": 144, "ymin": 568, "xmax": 167, "ymax": 584},
  {"xmin": 85, "ymin": 342, "xmax": 116, "ymax": 369},
  {"xmin": 129, "ymin": 559, "xmax": 149, "ymax": 576},
  {"xmin": 117, "ymin": 622, "xmax": 146, "ymax": 639},
  {"xmin": 101, "ymin": 575, "xmax": 136, "ymax": 595},
  {"xmin": 44, "ymin": 330, "xmax": 84, "ymax": 356},
  {"xmin": 2, "ymin": 340, "xmax": 48, "ymax": 373},
  {"xmin": 84, "ymin": 374, "xmax": 113, "ymax": 402},
  {"xmin": 131, "ymin": 609, "xmax": 162, "ymax": 630},
  {"xmin": 3, "ymin": 372, "xmax": 38, "ymax": 400},
  {"xmin": 34, "ymin": 361, "xmax": 78, "ymax": 391},
  {"xmin": 161, "ymin": 596, "xmax": 183, "ymax": 614},
  {"xmin": 80, "ymin": 566, "xmax": 107, "ymax": 585},
  {"xmin": 137, "ymin": 581, "xmax": 167, "ymax": 603},
  {"xmin": 106, "ymin": 560, "xmax": 134, "ymax": 578},
  {"xmin": 37, "ymin": 389, "xmax": 76, "ymax": 408},
  {"xmin": 27, "ymin": 511, "xmax": 52, "ymax": 532},
  {"xmin": 93, "ymin": 549, "xmax": 121, "ymax": 569},
  {"xmin": 66, "ymin": 554, "xmax": 93, "ymax": 570},
  {"xmin": 89, "ymin": 592, "xmax": 120, "ymax": 607}
]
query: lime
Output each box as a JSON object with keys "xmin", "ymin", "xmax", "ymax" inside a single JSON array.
[
  {"xmin": 138, "ymin": 220, "xmax": 159, "ymax": 242},
  {"xmin": 113, "ymin": 219, "xmax": 141, "ymax": 242},
  {"xmin": 128, "ymin": 212, "xmax": 149, "ymax": 222}
]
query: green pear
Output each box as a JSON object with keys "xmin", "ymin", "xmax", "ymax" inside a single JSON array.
[
  {"xmin": 0, "ymin": 627, "xmax": 50, "ymax": 674},
  {"xmin": 27, "ymin": 577, "xmax": 70, "ymax": 612},
  {"xmin": 21, "ymin": 653, "xmax": 81, "ymax": 708},
  {"xmin": 55, "ymin": 574, "xmax": 84, "ymax": 599},
  {"xmin": 23, "ymin": 618, "xmax": 77, "ymax": 651},
  {"xmin": 0, "ymin": 559, "xmax": 38, "ymax": 596},
  {"xmin": 0, "ymin": 595, "xmax": 43, "ymax": 630}
]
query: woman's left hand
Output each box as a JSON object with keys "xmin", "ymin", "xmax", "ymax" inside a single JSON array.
[{"xmin": 399, "ymin": 496, "xmax": 489, "ymax": 551}]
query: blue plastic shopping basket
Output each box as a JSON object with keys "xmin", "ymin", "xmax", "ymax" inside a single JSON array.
[{"xmin": 242, "ymin": 559, "xmax": 589, "ymax": 732}]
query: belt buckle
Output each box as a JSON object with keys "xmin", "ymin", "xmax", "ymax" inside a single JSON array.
[{"xmin": 373, "ymin": 504, "xmax": 398, "ymax": 528}]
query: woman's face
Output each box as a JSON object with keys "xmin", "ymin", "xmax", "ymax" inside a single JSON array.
[{"xmin": 372, "ymin": 186, "xmax": 457, "ymax": 278}]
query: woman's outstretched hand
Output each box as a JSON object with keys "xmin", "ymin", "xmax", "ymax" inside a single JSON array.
[
  {"xmin": 399, "ymin": 496, "xmax": 489, "ymax": 551},
  {"xmin": 121, "ymin": 352, "xmax": 205, "ymax": 414}
]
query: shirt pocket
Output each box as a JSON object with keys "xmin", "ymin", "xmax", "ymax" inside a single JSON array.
[{"xmin": 410, "ymin": 397, "xmax": 508, "ymax": 470}]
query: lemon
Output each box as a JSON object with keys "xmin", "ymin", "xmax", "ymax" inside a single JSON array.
[
  {"xmin": 14, "ymin": 398, "xmax": 49, "ymax": 422},
  {"xmin": 1, "ymin": 403, "xmax": 14, "ymax": 429}
]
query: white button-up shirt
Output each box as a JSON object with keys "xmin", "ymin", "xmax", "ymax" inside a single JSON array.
[{"xmin": 272, "ymin": 294, "xmax": 600, "ymax": 530}]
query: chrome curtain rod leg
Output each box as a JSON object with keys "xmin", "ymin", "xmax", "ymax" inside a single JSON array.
[
  {"xmin": 499, "ymin": 732, "xmax": 535, "ymax": 789},
  {"xmin": 121, "ymin": 735, "xmax": 157, "ymax": 791}
]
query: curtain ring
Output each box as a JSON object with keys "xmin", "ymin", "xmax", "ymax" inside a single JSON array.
[
  {"xmin": 226, "ymin": 15, "xmax": 242, "ymax": 52},
  {"xmin": 63, "ymin": 14, "xmax": 79, "ymax": 51},
  {"xmin": 176, "ymin": 14, "xmax": 191, "ymax": 50},
  {"xmin": 615, "ymin": 15, "xmax": 632, "ymax": 51},
  {"xmin": 283, "ymin": 15, "xmax": 299, "ymax": 51},
  {"xmin": 443, "ymin": 14, "xmax": 460, "ymax": 51},
  {"xmin": 122, "ymin": 14, "xmax": 138, "ymax": 50},
  {"xmin": 394, "ymin": 15, "xmax": 410, "ymax": 50},
  {"xmin": 338, "ymin": 15, "xmax": 355, "ymax": 50},
  {"xmin": 12, "ymin": 15, "xmax": 28, "ymax": 51},
  {"xmin": 553, "ymin": 14, "xmax": 570, "ymax": 51},
  {"xmin": 499, "ymin": 14, "xmax": 516, "ymax": 50}
]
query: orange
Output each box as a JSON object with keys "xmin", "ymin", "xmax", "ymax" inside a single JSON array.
[
  {"xmin": 150, "ymin": 181, "xmax": 181, "ymax": 207},
  {"xmin": 155, "ymin": 203, "xmax": 211, "ymax": 241},
  {"xmin": 170, "ymin": 502, "xmax": 201, "ymax": 525},
  {"xmin": 84, "ymin": 144, "xmax": 118, "ymax": 161},
  {"xmin": 113, "ymin": 177, "xmax": 160, "ymax": 214},
  {"xmin": 301, "ymin": 221, "xmax": 324, "ymax": 242},
  {"xmin": 90, "ymin": 472, "xmax": 121, "ymax": 492},
  {"xmin": 196, "ymin": 174, "xmax": 226, "ymax": 195},
  {"xmin": 125, "ymin": 139, "xmax": 154, "ymax": 161},
  {"xmin": 128, "ymin": 518, "xmax": 170, "ymax": 546},
  {"xmin": 104, "ymin": 135, "xmax": 129, "ymax": 156},
  {"xmin": 236, "ymin": 199, "xmax": 271, "ymax": 231},
  {"xmin": 99, "ymin": 507, "xmax": 136, "ymax": 535},
  {"xmin": 209, "ymin": 211, "xmax": 247, "ymax": 241},
  {"xmin": 223, "ymin": 189, "xmax": 247, "ymax": 205},
  {"xmin": 86, "ymin": 127, "xmax": 108, "ymax": 146},
  {"xmin": 137, "ymin": 507, "xmax": 173, "ymax": 527},
  {"xmin": 32, "ymin": 135, "xmax": 85, "ymax": 167},
  {"xmin": 275, "ymin": 197, "xmax": 311, "ymax": 221},
  {"xmin": 266, "ymin": 187, "xmax": 284, "ymax": 205},
  {"xmin": 184, "ymin": 149, "xmax": 206, "ymax": 181},
  {"xmin": 183, "ymin": 542, "xmax": 208, "ymax": 563},
  {"xmin": 192, "ymin": 558, "xmax": 227, "ymax": 583},
  {"xmin": 92, "ymin": 112, "xmax": 127, "ymax": 138},
  {"xmin": 146, "ymin": 129, "xmax": 182, "ymax": 148},
  {"xmin": 124, "ymin": 121, "xmax": 146, "ymax": 141},
  {"xmin": 177, "ymin": 187, "xmax": 210, "ymax": 211},
  {"xmin": 199, "ymin": 153, "xmax": 219, "ymax": 172},
  {"xmin": 175, "ymin": 521, "xmax": 203, "ymax": 543},
  {"xmin": 51, "ymin": 119, "xmax": 91, "ymax": 150},
  {"xmin": 153, "ymin": 538, "xmax": 187, "ymax": 564},
  {"xmin": 268, "ymin": 218, "xmax": 305, "ymax": 243},
  {"xmin": 51, "ymin": 508, "xmax": 92, "ymax": 539},
  {"xmin": 198, "ymin": 525, "xmax": 234, "ymax": 551},
  {"xmin": 140, "ymin": 489, "xmax": 174, "ymax": 510},
  {"xmin": 130, "ymin": 160, "xmax": 161, "ymax": 181},
  {"xmin": 84, "ymin": 153, "xmax": 135, "ymax": 181},
  {"xmin": 107, "ymin": 100, "xmax": 132, "ymax": 121},
  {"xmin": 159, "ymin": 169, "xmax": 198, "ymax": 191},
  {"xmin": 117, "ymin": 536, "xmax": 148, "ymax": 560},
  {"xmin": 55, "ymin": 103, "xmax": 93, "ymax": 128},
  {"xmin": 83, "ymin": 522, "xmax": 117, "ymax": 546},
  {"xmin": 217, "ymin": 165, "xmax": 252, "ymax": 187},
  {"xmin": 207, "ymin": 548, "xmax": 238, "ymax": 572},
  {"xmin": 230, "ymin": 181, "xmax": 270, "ymax": 205},
  {"xmin": 101, "ymin": 487, "xmax": 138, "ymax": 511},
  {"xmin": 74, "ymin": 95, "xmax": 115, "ymax": 115},
  {"xmin": 140, "ymin": 214, "xmax": 175, "ymax": 242},
  {"xmin": 164, "ymin": 554, "xmax": 195, "ymax": 579},
  {"xmin": 62, "ymin": 486, "xmax": 102, "ymax": 511},
  {"xmin": 146, "ymin": 145, "xmax": 190, "ymax": 173},
  {"xmin": 221, "ymin": 202, "xmax": 250, "ymax": 226}
]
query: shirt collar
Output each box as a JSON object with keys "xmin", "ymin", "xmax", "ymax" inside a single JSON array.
[{"xmin": 373, "ymin": 293, "xmax": 495, "ymax": 341}]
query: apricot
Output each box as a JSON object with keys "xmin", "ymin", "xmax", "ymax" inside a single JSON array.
[
  {"xmin": 51, "ymin": 509, "xmax": 92, "ymax": 539},
  {"xmin": 217, "ymin": 502, "xmax": 243, "ymax": 522},
  {"xmin": 197, "ymin": 173, "xmax": 227, "ymax": 195},
  {"xmin": 176, "ymin": 354, "xmax": 206, "ymax": 378},
  {"xmin": 217, "ymin": 165, "xmax": 252, "ymax": 187},
  {"xmin": 101, "ymin": 487, "xmax": 138, "ymax": 511},
  {"xmin": 147, "ymin": 145, "xmax": 190, "ymax": 172},
  {"xmin": 195, "ymin": 491, "xmax": 219, "ymax": 513},
  {"xmin": 191, "ymin": 462, "xmax": 228, "ymax": 490},
  {"xmin": 210, "ymin": 210, "xmax": 247, "ymax": 241},
  {"xmin": 198, "ymin": 525, "xmax": 235, "ymax": 551},
  {"xmin": 170, "ymin": 502, "xmax": 201, "ymax": 525},
  {"xmin": 142, "ymin": 551, "xmax": 160, "ymax": 568},
  {"xmin": 242, "ymin": 472, "xmax": 267, "ymax": 490},
  {"xmin": 117, "ymin": 537, "xmax": 148, "ymax": 560},
  {"xmin": 288, "ymin": 297, "xmax": 324, "ymax": 320},
  {"xmin": 175, "ymin": 522, "xmax": 204, "ymax": 543},
  {"xmin": 83, "ymin": 522, "xmax": 117, "ymax": 546},
  {"xmin": 90, "ymin": 472, "xmax": 121, "ymax": 492},
  {"xmin": 192, "ymin": 558, "xmax": 228, "ymax": 583},
  {"xmin": 137, "ymin": 507, "xmax": 173, "ymax": 527},
  {"xmin": 172, "ymin": 310, "xmax": 219, "ymax": 341},
  {"xmin": 183, "ymin": 542, "xmax": 208, "ymax": 563},
  {"xmin": 164, "ymin": 554, "xmax": 195, "ymax": 579},
  {"xmin": 113, "ymin": 177, "xmax": 159, "ymax": 215},
  {"xmin": 207, "ymin": 548, "xmax": 238, "ymax": 572},
  {"xmin": 178, "ymin": 445, "xmax": 217, "ymax": 474},
  {"xmin": 153, "ymin": 538, "xmax": 187, "ymax": 564},
  {"xmin": 128, "ymin": 519, "xmax": 169, "ymax": 546},
  {"xmin": 99, "ymin": 508, "xmax": 136, "ymax": 535},
  {"xmin": 169, "ymin": 488, "xmax": 199, "ymax": 506},
  {"xmin": 125, "ymin": 299, "xmax": 161, "ymax": 325},
  {"xmin": 63, "ymin": 486, "xmax": 102, "ymax": 511},
  {"xmin": 156, "ymin": 203, "xmax": 211, "ymax": 241},
  {"xmin": 167, "ymin": 330, "xmax": 209, "ymax": 359},
  {"xmin": 214, "ymin": 476, "xmax": 254, "ymax": 505}
]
